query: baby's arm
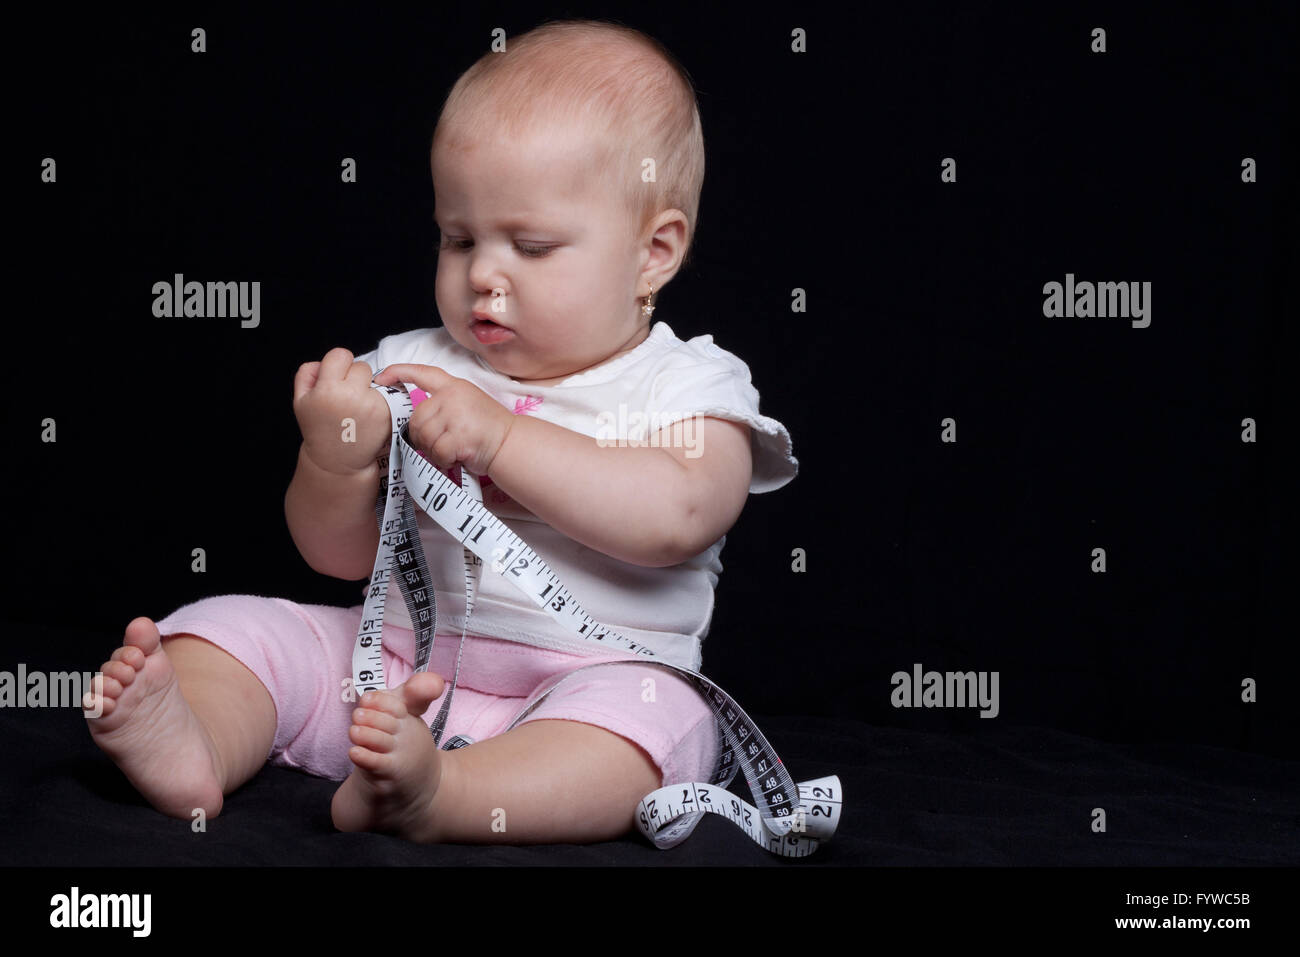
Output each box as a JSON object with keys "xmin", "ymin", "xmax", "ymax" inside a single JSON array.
[
  {"xmin": 285, "ymin": 449, "xmax": 381, "ymax": 580},
  {"xmin": 487, "ymin": 414, "xmax": 753, "ymax": 567},
  {"xmin": 284, "ymin": 348, "xmax": 390, "ymax": 579}
]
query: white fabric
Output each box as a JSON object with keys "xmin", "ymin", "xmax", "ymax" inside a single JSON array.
[{"xmin": 353, "ymin": 320, "xmax": 798, "ymax": 672}]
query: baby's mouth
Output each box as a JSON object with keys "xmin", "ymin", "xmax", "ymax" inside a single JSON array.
[{"xmin": 471, "ymin": 317, "xmax": 515, "ymax": 343}]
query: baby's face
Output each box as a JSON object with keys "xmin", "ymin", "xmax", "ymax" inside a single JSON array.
[{"xmin": 432, "ymin": 122, "xmax": 649, "ymax": 385}]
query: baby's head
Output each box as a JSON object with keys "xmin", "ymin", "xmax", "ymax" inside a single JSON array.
[{"xmin": 429, "ymin": 19, "xmax": 705, "ymax": 385}]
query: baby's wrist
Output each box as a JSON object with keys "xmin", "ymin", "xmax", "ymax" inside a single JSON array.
[
  {"xmin": 299, "ymin": 442, "xmax": 378, "ymax": 480},
  {"xmin": 482, "ymin": 411, "xmax": 517, "ymax": 477}
]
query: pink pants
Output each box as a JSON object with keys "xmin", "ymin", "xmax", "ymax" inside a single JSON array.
[{"xmin": 155, "ymin": 594, "xmax": 720, "ymax": 785}]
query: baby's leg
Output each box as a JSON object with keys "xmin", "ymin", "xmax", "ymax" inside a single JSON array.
[
  {"xmin": 332, "ymin": 662, "xmax": 717, "ymax": 844},
  {"xmin": 330, "ymin": 679, "xmax": 661, "ymax": 843},
  {"xmin": 434, "ymin": 718, "xmax": 665, "ymax": 842},
  {"xmin": 85, "ymin": 617, "xmax": 275, "ymax": 820}
]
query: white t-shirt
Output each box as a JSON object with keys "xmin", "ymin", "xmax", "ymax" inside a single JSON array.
[{"xmin": 354, "ymin": 320, "xmax": 797, "ymax": 672}]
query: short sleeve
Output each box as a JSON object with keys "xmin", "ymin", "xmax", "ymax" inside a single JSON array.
[
  {"xmin": 352, "ymin": 327, "xmax": 443, "ymax": 377},
  {"xmin": 644, "ymin": 338, "xmax": 797, "ymax": 494},
  {"xmin": 354, "ymin": 345, "xmax": 379, "ymax": 373}
]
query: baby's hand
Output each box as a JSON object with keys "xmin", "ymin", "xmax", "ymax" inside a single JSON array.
[
  {"xmin": 293, "ymin": 347, "xmax": 392, "ymax": 474},
  {"xmin": 371, "ymin": 364, "xmax": 515, "ymax": 477}
]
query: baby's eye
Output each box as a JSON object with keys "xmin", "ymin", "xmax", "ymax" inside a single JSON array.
[
  {"xmin": 516, "ymin": 244, "xmax": 554, "ymax": 258},
  {"xmin": 438, "ymin": 238, "xmax": 554, "ymax": 258}
]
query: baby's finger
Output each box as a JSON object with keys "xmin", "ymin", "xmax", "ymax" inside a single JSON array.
[
  {"xmin": 317, "ymin": 346, "xmax": 356, "ymax": 383},
  {"xmin": 372, "ymin": 363, "xmax": 451, "ymax": 394},
  {"xmin": 293, "ymin": 361, "xmax": 321, "ymax": 403},
  {"xmin": 345, "ymin": 359, "xmax": 378, "ymax": 389}
]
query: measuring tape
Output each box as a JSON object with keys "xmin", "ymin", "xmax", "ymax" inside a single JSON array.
[{"xmin": 351, "ymin": 382, "xmax": 842, "ymax": 856}]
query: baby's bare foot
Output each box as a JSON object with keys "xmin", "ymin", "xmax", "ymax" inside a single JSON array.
[
  {"xmin": 84, "ymin": 617, "xmax": 225, "ymax": 820},
  {"xmin": 331, "ymin": 673, "xmax": 449, "ymax": 842}
]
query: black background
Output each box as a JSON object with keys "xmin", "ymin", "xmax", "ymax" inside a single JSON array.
[{"xmin": 6, "ymin": 0, "xmax": 1296, "ymax": 774}]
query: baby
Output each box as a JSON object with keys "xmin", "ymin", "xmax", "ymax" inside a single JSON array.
[{"xmin": 84, "ymin": 19, "xmax": 797, "ymax": 845}]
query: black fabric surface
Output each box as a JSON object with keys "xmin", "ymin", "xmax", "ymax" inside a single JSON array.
[{"xmin": 3, "ymin": 639, "xmax": 1296, "ymax": 868}]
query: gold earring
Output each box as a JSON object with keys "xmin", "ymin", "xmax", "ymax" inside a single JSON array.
[{"xmin": 641, "ymin": 283, "xmax": 656, "ymax": 319}]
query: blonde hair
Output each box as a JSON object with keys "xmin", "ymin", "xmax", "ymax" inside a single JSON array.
[{"xmin": 431, "ymin": 18, "xmax": 706, "ymax": 267}]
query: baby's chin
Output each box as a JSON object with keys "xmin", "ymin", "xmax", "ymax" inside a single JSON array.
[
  {"xmin": 468, "ymin": 348, "xmax": 566, "ymax": 384},
  {"xmin": 448, "ymin": 327, "xmax": 607, "ymax": 383}
]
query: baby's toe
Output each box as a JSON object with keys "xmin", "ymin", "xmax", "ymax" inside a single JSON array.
[
  {"xmin": 349, "ymin": 743, "xmax": 398, "ymax": 778},
  {"xmin": 110, "ymin": 645, "xmax": 145, "ymax": 668},
  {"xmin": 122, "ymin": 617, "xmax": 162, "ymax": 654},
  {"xmin": 353, "ymin": 706, "xmax": 400, "ymax": 734},
  {"xmin": 83, "ymin": 686, "xmax": 115, "ymax": 716},
  {"xmin": 350, "ymin": 722, "xmax": 396, "ymax": 754},
  {"xmin": 361, "ymin": 690, "xmax": 408, "ymax": 720},
  {"xmin": 89, "ymin": 671, "xmax": 124, "ymax": 700},
  {"xmin": 101, "ymin": 660, "xmax": 137, "ymax": 687},
  {"xmin": 401, "ymin": 672, "xmax": 445, "ymax": 716}
]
